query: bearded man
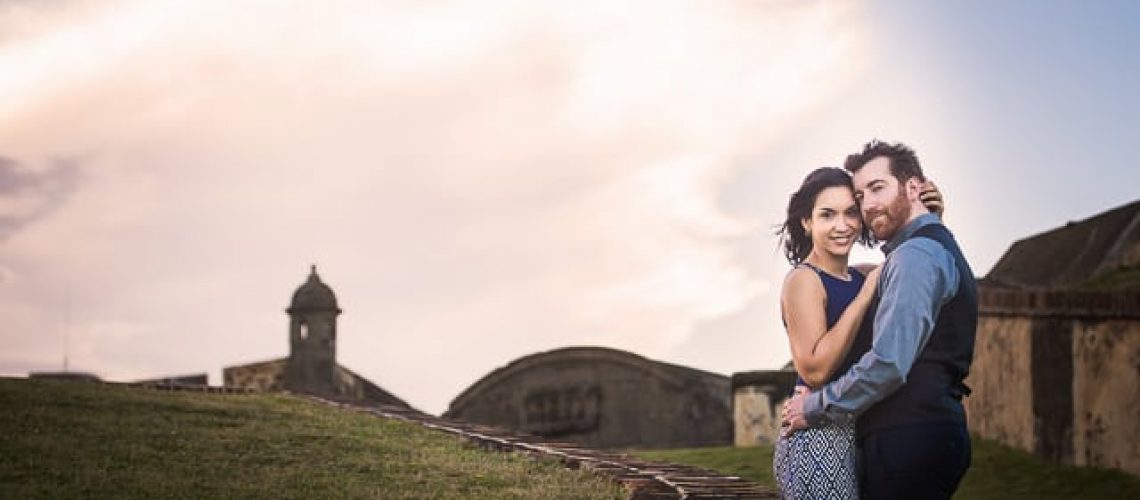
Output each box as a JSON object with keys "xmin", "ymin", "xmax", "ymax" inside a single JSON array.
[{"xmin": 781, "ymin": 140, "xmax": 978, "ymax": 500}]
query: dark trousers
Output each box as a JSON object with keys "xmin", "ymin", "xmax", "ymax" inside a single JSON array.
[{"xmin": 859, "ymin": 422, "xmax": 971, "ymax": 500}]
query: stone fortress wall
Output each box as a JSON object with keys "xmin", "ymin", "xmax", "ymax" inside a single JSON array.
[
  {"xmin": 968, "ymin": 287, "xmax": 1140, "ymax": 475},
  {"xmin": 445, "ymin": 346, "xmax": 733, "ymax": 450},
  {"xmin": 224, "ymin": 359, "xmax": 287, "ymax": 392},
  {"xmin": 966, "ymin": 199, "xmax": 1140, "ymax": 476}
]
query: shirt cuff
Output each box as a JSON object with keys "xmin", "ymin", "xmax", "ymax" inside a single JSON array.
[{"xmin": 802, "ymin": 390, "xmax": 829, "ymax": 427}]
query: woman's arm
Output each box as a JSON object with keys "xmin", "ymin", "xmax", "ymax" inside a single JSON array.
[{"xmin": 781, "ymin": 267, "xmax": 880, "ymax": 388}]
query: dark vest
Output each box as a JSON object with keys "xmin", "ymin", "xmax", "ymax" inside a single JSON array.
[{"xmin": 857, "ymin": 223, "xmax": 978, "ymax": 439}]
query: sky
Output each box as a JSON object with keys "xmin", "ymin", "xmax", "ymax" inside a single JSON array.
[{"xmin": 1, "ymin": 0, "xmax": 1138, "ymax": 415}]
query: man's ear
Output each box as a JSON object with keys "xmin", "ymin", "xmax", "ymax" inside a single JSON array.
[{"xmin": 905, "ymin": 177, "xmax": 923, "ymax": 202}]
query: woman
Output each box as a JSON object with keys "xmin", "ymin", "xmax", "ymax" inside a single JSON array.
[{"xmin": 771, "ymin": 167, "xmax": 942, "ymax": 499}]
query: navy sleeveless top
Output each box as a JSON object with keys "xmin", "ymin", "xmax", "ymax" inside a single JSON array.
[{"xmin": 791, "ymin": 263, "xmax": 871, "ymax": 388}]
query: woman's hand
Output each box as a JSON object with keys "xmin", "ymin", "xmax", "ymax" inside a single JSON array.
[
  {"xmin": 859, "ymin": 266, "xmax": 882, "ymax": 299},
  {"xmin": 921, "ymin": 180, "xmax": 944, "ymax": 217}
]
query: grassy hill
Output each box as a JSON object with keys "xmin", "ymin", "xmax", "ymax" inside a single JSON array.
[
  {"xmin": 0, "ymin": 378, "xmax": 624, "ymax": 499},
  {"xmin": 8, "ymin": 377, "xmax": 1137, "ymax": 499},
  {"xmin": 635, "ymin": 440, "xmax": 1140, "ymax": 500}
]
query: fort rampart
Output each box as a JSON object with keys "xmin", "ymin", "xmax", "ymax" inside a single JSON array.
[{"xmin": 968, "ymin": 287, "xmax": 1140, "ymax": 476}]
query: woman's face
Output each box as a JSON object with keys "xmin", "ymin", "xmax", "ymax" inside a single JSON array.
[{"xmin": 802, "ymin": 185, "xmax": 862, "ymax": 258}]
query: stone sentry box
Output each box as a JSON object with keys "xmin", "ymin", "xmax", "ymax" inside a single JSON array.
[
  {"xmin": 223, "ymin": 266, "xmax": 411, "ymax": 409},
  {"xmin": 730, "ymin": 370, "xmax": 797, "ymax": 447}
]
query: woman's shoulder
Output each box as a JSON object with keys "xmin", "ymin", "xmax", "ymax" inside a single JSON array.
[
  {"xmin": 785, "ymin": 263, "xmax": 821, "ymax": 279},
  {"xmin": 782, "ymin": 265, "xmax": 824, "ymax": 295}
]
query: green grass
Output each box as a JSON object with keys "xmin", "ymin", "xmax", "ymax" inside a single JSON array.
[
  {"xmin": 634, "ymin": 439, "xmax": 1140, "ymax": 500},
  {"xmin": 0, "ymin": 378, "xmax": 625, "ymax": 499}
]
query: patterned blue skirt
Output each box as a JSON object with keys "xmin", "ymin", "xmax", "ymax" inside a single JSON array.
[{"xmin": 773, "ymin": 421, "xmax": 859, "ymax": 499}]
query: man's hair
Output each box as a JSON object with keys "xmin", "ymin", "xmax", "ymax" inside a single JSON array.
[{"xmin": 843, "ymin": 140, "xmax": 925, "ymax": 184}]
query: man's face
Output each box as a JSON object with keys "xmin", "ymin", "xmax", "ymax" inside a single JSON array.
[{"xmin": 852, "ymin": 156, "xmax": 912, "ymax": 241}]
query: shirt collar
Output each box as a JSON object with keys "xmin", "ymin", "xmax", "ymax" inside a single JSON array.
[{"xmin": 882, "ymin": 212, "xmax": 941, "ymax": 255}]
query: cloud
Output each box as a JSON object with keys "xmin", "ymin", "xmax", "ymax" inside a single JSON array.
[
  {"xmin": 0, "ymin": 157, "xmax": 82, "ymax": 241},
  {"xmin": 0, "ymin": 0, "xmax": 865, "ymax": 413}
]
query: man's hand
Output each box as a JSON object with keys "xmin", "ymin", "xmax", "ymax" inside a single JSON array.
[{"xmin": 780, "ymin": 386, "xmax": 810, "ymax": 437}]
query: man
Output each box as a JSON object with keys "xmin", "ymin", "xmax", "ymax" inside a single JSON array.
[{"xmin": 780, "ymin": 140, "xmax": 977, "ymax": 499}]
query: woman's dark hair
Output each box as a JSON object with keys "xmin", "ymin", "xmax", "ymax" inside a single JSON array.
[{"xmin": 775, "ymin": 167, "xmax": 874, "ymax": 265}]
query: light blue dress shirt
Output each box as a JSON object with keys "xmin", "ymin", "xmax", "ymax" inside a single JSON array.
[{"xmin": 802, "ymin": 212, "xmax": 960, "ymax": 427}]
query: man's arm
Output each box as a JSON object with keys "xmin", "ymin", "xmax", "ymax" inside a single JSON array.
[{"xmin": 800, "ymin": 238, "xmax": 959, "ymax": 426}]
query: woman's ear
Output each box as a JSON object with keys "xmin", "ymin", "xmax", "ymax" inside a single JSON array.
[{"xmin": 801, "ymin": 217, "xmax": 812, "ymax": 235}]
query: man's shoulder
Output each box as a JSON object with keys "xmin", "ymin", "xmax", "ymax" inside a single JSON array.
[
  {"xmin": 885, "ymin": 225, "xmax": 960, "ymax": 296},
  {"xmin": 891, "ymin": 235, "xmax": 950, "ymax": 262},
  {"xmin": 886, "ymin": 228, "xmax": 958, "ymax": 276}
]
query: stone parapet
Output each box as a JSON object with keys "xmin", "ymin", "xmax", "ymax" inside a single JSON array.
[
  {"xmin": 224, "ymin": 358, "xmax": 288, "ymax": 392},
  {"xmin": 132, "ymin": 373, "xmax": 209, "ymax": 386},
  {"xmin": 979, "ymin": 287, "xmax": 1140, "ymax": 319}
]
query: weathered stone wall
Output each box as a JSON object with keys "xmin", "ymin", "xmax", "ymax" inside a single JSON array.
[
  {"xmin": 224, "ymin": 359, "xmax": 287, "ymax": 392},
  {"xmin": 224, "ymin": 358, "xmax": 411, "ymax": 409},
  {"xmin": 964, "ymin": 316, "xmax": 1035, "ymax": 452},
  {"xmin": 445, "ymin": 347, "xmax": 732, "ymax": 449},
  {"xmin": 334, "ymin": 365, "xmax": 412, "ymax": 409},
  {"xmin": 968, "ymin": 287, "xmax": 1140, "ymax": 476},
  {"xmin": 731, "ymin": 371, "xmax": 797, "ymax": 447},
  {"xmin": 1072, "ymin": 319, "xmax": 1140, "ymax": 475}
]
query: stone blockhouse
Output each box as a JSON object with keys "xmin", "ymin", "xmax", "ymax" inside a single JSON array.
[
  {"xmin": 968, "ymin": 200, "xmax": 1140, "ymax": 476},
  {"xmin": 224, "ymin": 266, "xmax": 410, "ymax": 409},
  {"xmin": 731, "ymin": 368, "xmax": 797, "ymax": 447},
  {"xmin": 444, "ymin": 346, "xmax": 733, "ymax": 449}
]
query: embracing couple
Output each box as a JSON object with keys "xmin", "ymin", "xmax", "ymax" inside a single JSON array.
[{"xmin": 772, "ymin": 140, "xmax": 977, "ymax": 500}]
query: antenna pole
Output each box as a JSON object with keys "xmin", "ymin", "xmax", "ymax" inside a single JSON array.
[{"xmin": 63, "ymin": 284, "xmax": 70, "ymax": 372}]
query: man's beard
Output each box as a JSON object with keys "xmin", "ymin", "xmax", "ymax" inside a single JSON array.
[{"xmin": 866, "ymin": 186, "xmax": 912, "ymax": 242}]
